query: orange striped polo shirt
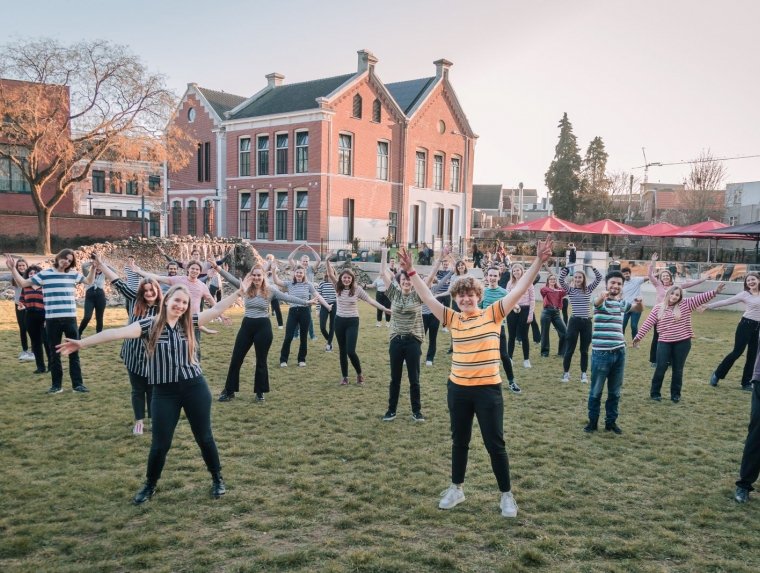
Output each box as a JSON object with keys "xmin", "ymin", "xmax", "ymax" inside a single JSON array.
[{"xmin": 442, "ymin": 301, "xmax": 507, "ymax": 386}]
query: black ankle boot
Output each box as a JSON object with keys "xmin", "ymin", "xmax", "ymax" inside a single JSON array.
[
  {"xmin": 133, "ymin": 481, "xmax": 156, "ymax": 505},
  {"xmin": 211, "ymin": 472, "xmax": 226, "ymax": 498},
  {"xmin": 583, "ymin": 418, "xmax": 598, "ymax": 433}
]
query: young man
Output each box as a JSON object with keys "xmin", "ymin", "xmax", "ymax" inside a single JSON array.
[
  {"xmin": 5, "ymin": 250, "xmax": 95, "ymax": 393},
  {"xmin": 621, "ymin": 266, "xmax": 648, "ymax": 339},
  {"xmin": 585, "ymin": 270, "xmax": 643, "ymax": 434}
]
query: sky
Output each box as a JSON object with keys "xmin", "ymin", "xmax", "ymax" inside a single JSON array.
[{"xmin": 4, "ymin": 0, "xmax": 759, "ymax": 196}]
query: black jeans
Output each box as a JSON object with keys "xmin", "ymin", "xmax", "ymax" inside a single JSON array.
[
  {"xmin": 279, "ymin": 307, "xmax": 310, "ymax": 364},
  {"xmin": 651, "ymin": 339, "xmax": 691, "ymax": 399},
  {"xmin": 737, "ymin": 380, "xmax": 760, "ymax": 491},
  {"xmin": 423, "ymin": 313, "xmax": 440, "ymax": 362},
  {"xmin": 271, "ymin": 299, "xmax": 283, "ymax": 327},
  {"xmin": 649, "ymin": 326, "xmax": 660, "ymax": 364},
  {"xmin": 25, "ymin": 310, "xmax": 50, "ymax": 371},
  {"xmin": 319, "ymin": 305, "xmax": 336, "ymax": 345},
  {"xmin": 145, "ymin": 376, "xmax": 220, "ymax": 484},
  {"xmin": 334, "ymin": 316, "xmax": 361, "ymax": 377},
  {"xmin": 507, "ymin": 305, "xmax": 530, "ymax": 360},
  {"xmin": 388, "ymin": 335, "xmax": 422, "ymax": 414},
  {"xmin": 563, "ymin": 316, "xmax": 592, "ymax": 373},
  {"xmin": 46, "ymin": 317, "xmax": 83, "ymax": 389},
  {"xmin": 499, "ymin": 325, "xmax": 515, "ymax": 381},
  {"xmin": 540, "ymin": 308, "xmax": 566, "ymax": 356},
  {"xmin": 376, "ymin": 292, "xmax": 391, "ymax": 322},
  {"xmin": 225, "ymin": 317, "xmax": 273, "ymax": 394},
  {"xmin": 447, "ymin": 381, "xmax": 511, "ymax": 492},
  {"xmin": 15, "ymin": 306, "xmax": 28, "ymax": 351},
  {"xmin": 79, "ymin": 287, "xmax": 106, "ymax": 335},
  {"xmin": 562, "ymin": 297, "xmax": 569, "ymax": 325},
  {"xmin": 530, "ymin": 319, "xmax": 541, "ymax": 344},
  {"xmin": 129, "ymin": 371, "xmax": 152, "ymax": 420},
  {"xmin": 715, "ymin": 317, "xmax": 760, "ymax": 388}
]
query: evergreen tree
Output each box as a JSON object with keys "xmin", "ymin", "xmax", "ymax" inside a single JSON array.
[
  {"xmin": 578, "ymin": 136, "xmax": 611, "ymax": 221},
  {"xmin": 544, "ymin": 113, "xmax": 581, "ymax": 220}
]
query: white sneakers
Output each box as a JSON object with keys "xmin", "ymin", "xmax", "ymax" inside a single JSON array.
[
  {"xmin": 581, "ymin": 372, "xmax": 589, "ymax": 384},
  {"xmin": 19, "ymin": 351, "xmax": 35, "ymax": 361},
  {"xmin": 280, "ymin": 362, "xmax": 287, "ymax": 368},
  {"xmin": 376, "ymin": 322, "xmax": 382, "ymax": 328},
  {"xmin": 561, "ymin": 372, "xmax": 570, "ymax": 383},
  {"xmin": 298, "ymin": 362, "xmax": 306, "ymax": 367},
  {"xmin": 425, "ymin": 360, "xmax": 433, "ymax": 366},
  {"xmin": 523, "ymin": 360, "xmax": 532, "ymax": 369},
  {"xmin": 438, "ymin": 485, "xmax": 465, "ymax": 509},
  {"xmin": 325, "ymin": 343, "xmax": 333, "ymax": 352},
  {"xmin": 500, "ymin": 492, "xmax": 518, "ymax": 518}
]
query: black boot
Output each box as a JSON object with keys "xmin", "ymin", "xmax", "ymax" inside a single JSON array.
[
  {"xmin": 133, "ymin": 481, "xmax": 156, "ymax": 505},
  {"xmin": 211, "ymin": 472, "xmax": 226, "ymax": 498},
  {"xmin": 218, "ymin": 390, "xmax": 235, "ymax": 402},
  {"xmin": 583, "ymin": 418, "xmax": 598, "ymax": 433}
]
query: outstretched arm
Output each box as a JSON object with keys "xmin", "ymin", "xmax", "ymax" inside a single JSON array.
[
  {"xmin": 305, "ymin": 244, "xmax": 321, "ymax": 268},
  {"xmin": 133, "ymin": 265, "xmax": 172, "ymax": 285},
  {"xmin": 287, "ymin": 245, "xmax": 302, "ymax": 269},
  {"xmin": 325, "ymin": 260, "xmax": 338, "ymax": 285},
  {"xmin": 197, "ymin": 277, "xmax": 248, "ymax": 326},
  {"xmin": 648, "ymin": 253, "xmax": 661, "ymax": 287},
  {"xmin": 497, "ymin": 238, "xmax": 553, "ymax": 318},
  {"xmin": 4, "ymin": 254, "xmax": 32, "ymax": 287},
  {"xmin": 58, "ymin": 321, "xmax": 142, "ymax": 355},
  {"xmin": 208, "ymin": 258, "xmax": 240, "ymax": 288},
  {"xmin": 379, "ymin": 247, "xmax": 392, "ymax": 290}
]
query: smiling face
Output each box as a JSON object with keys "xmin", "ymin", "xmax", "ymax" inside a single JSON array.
[
  {"xmin": 167, "ymin": 263, "xmax": 178, "ymax": 276},
  {"xmin": 27, "ymin": 268, "xmax": 37, "ymax": 278},
  {"xmin": 607, "ymin": 276, "xmax": 624, "ymax": 297},
  {"xmin": 141, "ymin": 281, "xmax": 159, "ymax": 304},
  {"xmin": 441, "ymin": 259, "xmax": 450, "ymax": 270},
  {"xmin": 294, "ymin": 267, "xmax": 306, "ymax": 283},
  {"xmin": 250, "ymin": 268, "xmax": 265, "ymax": 285},
  {"xmin": 398, "ymin": 273, "xmax": 412, "ymax": 292},
  {"xmin": 511, "ymin": 265, "xmax": 524, "ymax": 280},
  {"xmin": 745, "ymin": 274, "xmax": 759, "ymax": 292},
  {"xmin": 300, "ymin": 255, "xmax": 310, "ymax": 266},
  {"xmin": 573, "ymin": 271, "xmax": 585, "ymax": 288},
  {"xmin": 165, "ymin": 289, "xmax": 190, "ymax": 320},
  {"xmin": 186, "ymin": 262, "xmax": 202, "ymax": 280},
  {"xmin": 667, "ymin": 287, "xmax": 683, "ymax": 306},
  {"xmin": 486, "ymin": 269, "xmax": 500, "ymax": 287},
  {"xmin": 340, "ymin": 272, "xmax": 353, "ymax": 287},
  {"xmin": 622, "ymin": 270, "xmax": 631, "ymax": 282},
  {"xmin": 547, "ymin": 275, "xmax": 557, "ymax": 288},
  {"xmin": 454, "ymin": 289, "xmax": 479, "ymax": 313},
  {"xmin": 456, "ymin": 261, "xmax": 467, "ymax": 275},
  {"xmin": 660, "ymin": 271, "xmax": 673, "ymax": 286},
  {"xmin": 16, "ymin": 260, "xmax": 27, "ymax": 274}
]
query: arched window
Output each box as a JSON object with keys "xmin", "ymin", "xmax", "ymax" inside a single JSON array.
[
  {"xmin": 187, "ymin": 200, "xmax": 197, "ymax": 235},
  {"xmin": 372, "ymin": 99, "xmax": 381, "ymax": 123},
  {"xmin": 352, "ymin": 94, "xmax": 362, "ymax": 119}
]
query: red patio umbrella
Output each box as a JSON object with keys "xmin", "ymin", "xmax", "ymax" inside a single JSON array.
[
  {"xmin": 500, "ymin": 214, "xmax": 586, "ymax": 234},
  {"xmin": 662, "ymin": 219, "xmax": 730, "ymax": 238},
  {"xmin": 637, "ymin": 222, "xmax": 682, "ymax": 236},
  {"xmin": 579, "ymin": 219, "xmax": 648, "ymax": 236}
]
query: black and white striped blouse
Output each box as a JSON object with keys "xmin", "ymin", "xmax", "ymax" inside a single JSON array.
[
  {"xmin": 137, "ymin": 314, "xmax": 202, "ymax": 384},
  {"xmin": 112, "ymin": 279, "xmax": 157, "ymax": 378},
  {"xmin": 215, "ymin": 267, "xmax": 310, "ymax": 318},
  {"xmin": 286, "ymin": 281, "xmax": 316, "ymax": 308}
]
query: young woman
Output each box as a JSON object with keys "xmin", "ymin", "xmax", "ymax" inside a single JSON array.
[
  {"xmin": 317, "ymin": 272, "xmax": 337, "ymax": 352},
  {"xmin": 647, "ymin": 252, "xmax": 706, "ymax": 365},
  {"xmin": 57, "ymin": 281, "xmax": 248, "ymax": 504},
  {"xmin": 10, "ymin": 258, "xmax": 32, "ymax": 361},
  {"xmin": 215, "ymin": 263, "xmax": 319, "ymax": 402},
  {"xmin": 264, "ymin": 254, "xmax": 284, "ymax": 329},
  {"xmin": 326, "ymin": 260, "xmax": 391, "ymax": 385},
  {"xmin": 19, "ymin": 265, "xmax": 50, "ymax": 373},
  {"xmin": 398, "ymin": 238, "xmax": 553, "ymax": 518},
  {"xmin": 704, "ymin": 272, "xmax": 760, "ymax": 391},
  {"xmin": 481, "ymin": 267, "xmax": 520, "ymax": 394},
  {"xmin": 505, "ymin": 264, "xmax": 536, "ymax": 368},
  {"xmin": 559, "ymin": 264, "xmax": 603, "ymax": 383},
  {"xmin": 423, "ymin": 252, "xmax": 454, "ymax": 365},
  {"xmin": 379, "ymin": 247, "xmax": 426, "ymax": 421},
  {"xmin": 540, "ymin": 273, "xmax": 567, "ymax": 358},
  {"xmin": 634, "ymin": 283, "xmax": 724, "ymax": 402},
  {"xmin": 368, "ymin": 272, "xmax": 392, "ymax": 327},
  {"xmin": 78, "ymin": 261, "xmax": 107, "ymax": 335},
  {"xmin": 278, "ymin": 266, "xmax": 332, "ymax": 368},
  {"xmin": 96, "ymin": 256, "xmax": 163, "ymax": 435}
]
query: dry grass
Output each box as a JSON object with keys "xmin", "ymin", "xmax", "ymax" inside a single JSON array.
[{"xmin": 0, "ymin": 300, "xmax": 758, "ymax": 572}]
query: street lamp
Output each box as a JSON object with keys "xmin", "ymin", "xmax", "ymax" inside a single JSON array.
[{"xmin": 86, "ymin": 191, "xmax": 94, "ymax": 215}]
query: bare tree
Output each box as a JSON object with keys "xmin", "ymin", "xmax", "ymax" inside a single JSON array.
[
  {"xmin": 678, "ymin": 149, "xmax": 727, "ymax": 224},
  {"xmin": 0, "ymin": 38, "xmax": 190, "ymax": 254}
]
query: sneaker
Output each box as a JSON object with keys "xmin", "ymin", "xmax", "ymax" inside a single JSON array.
[
  {"xmin": 438, "ymin": 484, "xmax": 465, "ymax": 509},
  {"xmin": 298, "ymin": 361, "xmax": 306, "ymax": 367},
  {"xmin": 47, "ymin": 386, "xmax": 63, "ymax": 394},
  {"xmin": 218, "ymin": 390, "xmax": 235, "ymax": 402},
  {"xmin": 412, "ymin": 411, "xmax": 426, "ymax": 422},
  {"xmin": 735, "ymin": 486, "xmax": 750, "ymax": 503},
  {"xmin": 20, "ymin": 351, "xmax": 35, "ymax": 362},
  {"xmin": 650, "ymin": 362, "xmax": 657, "ymax": 368},
  {"xmin": 73, "ymin": 385, "xmax": 90, "ymax": 393},
  {"xmin": 442, "ymin": 327, "xmax": 449, "ymax": 333},
  {"xmin": 356, "ymin": 374, "xmax": 365, "ymax": 386},
  {"xmin": 561, "ymin": 372, "xmax": 570, "ymax": 383},
  {"xmin": 651, "ymin": 395, "xmax": 662, "ymax": 402},
  {"xmin": 132, "ymin": 421, "xmax": 144, "ymax": 435},
  {"xmin": 742, "ymin": 384, "xmax": 753, "ymax": 392},
  {"xmin": 425, "ymin": 360, "xmax": 433, "ymax": 366},
  {"xmin": 18, "ymin": 351, "xmax": 26, "ymax": 360},
  {"xmin": 605, "ymin": 422, "xmax": 623, "ymax": 435},
  {"xmin": 523, "ymin": 360, "xmax": 532, "ymax": 369},
  {"xmin": 255, "ymin": 392, "xmax": 265, "ymax": 402},
  {"xmin": 340, "ymin": 377, "xmax": 349, "ymax": 386},
  {"xmin": 500, "ymin": 491, "xmax": 518, "ymax": 518},
  {"xmin": 584, "ymin": 419, "xmax": 598, "ymax": 433},
  {"xmin": 382, "ymin": 410, "xmax": 396, "ymax": 421},
  {"xmin": 278, "ymin": 325, "xmax": 283, "ymax": 330},
  {"xmin": 508, "ymin": 381, "xmax": 522, "ymax": 394},
  {"xmin": 581, "ymin": 372, "xmax": 589, "ymax": 384},
  {"xmin": 376, "ymin": 322, "xmax": 382, "ymax": 328},
  {"xmin": 132, "ymin": 482, "xmax": 156, "ymax": 505},
  {"xmin": 540, "ymin": 353, "xmax": 549, "ymax": 358},
  {"xmin": 325, "ymin": 343, "xmax": 333, "ymax": 352},
  {"xmin": 671, "ymin": 396, "xmax": 681, "ymax": 403},
  {"xmin": 280, "ymin": 362, "xmax": 288, "ymax": 368},
  {"xmin": 33, "ymin": 368, "xmax": 46, "ymax": 374},
  {"xmin": 709, "ymin": 372, "xmax": 719, "ymax": 387}
]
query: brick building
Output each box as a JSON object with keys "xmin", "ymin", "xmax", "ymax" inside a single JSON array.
[{"xmin": 167, "ymin": 50, "xmax": 475, "ymax": 253}]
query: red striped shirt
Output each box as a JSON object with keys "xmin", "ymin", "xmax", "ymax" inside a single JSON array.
[
  {"xmin": 19, "ymin": 287, "xmax": 45, "ymax": 312},
  {"xmin": 634, "ymin": 290, "xmax": 716, "ymax": 343}
]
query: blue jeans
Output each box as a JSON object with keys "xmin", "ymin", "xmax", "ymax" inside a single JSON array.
[
  {"xmin": 588, "ymin": 348, "xmax": 626, "ymax": 424},
  {"xmin": 622, "ymin": 311, "xmax": 641, "ymax": 339}
]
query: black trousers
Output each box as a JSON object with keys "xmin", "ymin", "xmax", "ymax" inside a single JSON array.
[
  {"xmin": 507, "ymin": 305, "xmax": 531, "ymax": 360},
  {"xmin": 737, "ymin": 380, "xmax": 760, "ymax": 491},
  {"xmin": 279, "ymin": 307, "xmax": 310, "ymax": 364},
  {"xmin": 423, "ymin": 313, "xmax": 440, "ymax": 362},
  {"xmin": 498, "ymin": 325, "xmax": 515, "ymax": 381},
  {"xmin": 447, "ymin": 381, "xmax": 511, "ymax": 492},
  {"xmin": 376, "ymin": 291, "xmax": 391, "ymax": 322},
  {"xmin": 146, "ymin": 376, "xmax": 220, "ymax": 484},
  {"xmin": 15, "ymin": 306, "xmax": 28, "ymax": 351},
  {"xmin": 651, "ymin": 339, "xmax": 691, "ymax": 399},
  {"xmin": 388, "ymin": 335, "xmax": 422, "ymax": 413},
  {"xmin": 225, "ymin": 317, "xmax": 273, "ymax": 394},
  {"xmin": 715, "ymin": 317, "xmax": 760, "ymax": 388},
  {"xmin": 562, "ymin": 297, "xmax": 569, "ymax": 325},
  {"xmin": 79, "ymin": 287, "xmax": 106, "ymax": 335},
  {"xmin": 129, "ymin": 371, "xmax": 152, "ymax": 420},
  {"xmin": 319, "ymin": 305, "xmax": 336, "ymax": 345},
  {"xmin": 540, "ymin": 308, "xmax": 567, "ymax": 356},
  {"xmin": 563, "ymin": 316, "xmax": 592, "ymax": 373},
  {"xmin": 271, "ymin": 299, "xmax": 283, "ymax": 327},
  {"xmin": 530, "ymin": 319, "xmax": 541, "ymax": 344},
  {"xmin": 25, "ymin": 310, "xmax": 50, "ymax": 371},
  {"xmin": 46, "ymin": 317, "xmax": 83, "ymax": 389},
  {"xmin": 334, "ymin": 316, "xmax": 361, "ymax": 377},
  {"xmin": 649, "ymin": 326, "xmax": 660, "ymax": 364}
]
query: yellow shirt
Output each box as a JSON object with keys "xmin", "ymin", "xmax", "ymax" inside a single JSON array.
[{"xmin": 442, "ymin": 301, "xmax": 507, "ymax": 386}]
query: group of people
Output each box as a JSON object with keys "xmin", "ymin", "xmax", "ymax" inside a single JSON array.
[{"xmin": 4, "ymin": 238, "xmax": 760, "ymax": 512}]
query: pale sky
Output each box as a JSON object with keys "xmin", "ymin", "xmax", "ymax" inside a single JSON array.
[{"xmin": 4, "ymin": 0, "xmax": 759, "ymax": 196}]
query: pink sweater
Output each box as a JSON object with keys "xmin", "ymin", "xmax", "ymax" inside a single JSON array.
[
  {"xmin": 507, "ymin": 281, "xmax": 536, "ymax": 321},
  {"xmin": 648, "ymin": 265, "xmax": 706, "ymax": 304}
]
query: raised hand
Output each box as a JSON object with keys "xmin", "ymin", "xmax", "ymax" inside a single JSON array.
[
  {"xmin": 240, "ymin": 275, "xmax": 254, "ymax": 293},
  {"xmin": 716, "ymin": 282, "xmax": 726, "ymax": 293},
  {"xmin": 397, "ymin": 247, "xmax": 414, "ymax": 273},
  {"xmin": 651, "ymin": 252, "xmax": 659, "ymax": 262},
  {"xmin": 536, "ymin": 236, "xmax": 554, "ymax": 263}
]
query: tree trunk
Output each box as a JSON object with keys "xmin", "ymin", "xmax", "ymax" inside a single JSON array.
[{"xmin": 35, "ymin": 208, "xmax": 52, "ymax": 255}]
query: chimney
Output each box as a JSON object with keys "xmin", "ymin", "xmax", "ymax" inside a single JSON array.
[
  {"xmin": 434, "ymin": 58, "xmax": 453, "ymax": 80},
  {"xmin": 265, "ymin": 73, "xmax": 285, "ymax": 88},
  {"xmin": 357, "ymin": 49, "xmax": 378, "ymax": 73}
]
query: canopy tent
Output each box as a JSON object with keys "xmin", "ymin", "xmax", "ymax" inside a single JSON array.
[
  {"xmin": 709, "ymin": 221, "xmax": 760, "ymax": 263},
  {"xmin": 500, "ymin": 215, "xmax": 586, "ymax": 234},
  {"xmin": 662, "ymin": 219, "xmax": 731, "ymax": 238},
  {"xmin": 637, "ymin": 222, "xmax": 682, "ymax": 236},
  {"xmin": 579, "ymin": 219, "xmax": 648, "ymax": 236}
]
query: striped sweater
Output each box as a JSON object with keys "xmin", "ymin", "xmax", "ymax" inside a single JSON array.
[
  {"xmin": 559, "ymin": 267, "xmax": 602, "ymax": 318},
  {"xmin": 634, "ymin": 290, "xmax": 717, "ymax": 344}
]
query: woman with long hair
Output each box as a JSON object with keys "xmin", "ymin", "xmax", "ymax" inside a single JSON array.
[
  {"xmin": 326, "ymin": 260, "xmax": 391, "ymax": 385},
  {"xmin": 78, "ymin": 260, "xmax": 107, "ymax": 335},
  {"xmin": 703, "ymin": 272, "xmax": 760, "ymax": 391},
  {"xmin": 634, "ymin": 283, "xmax": 724, "ymax": 402},
  {"xmin": 422, "ymin": 252, "xmax": 453, "ymax": 366},
  {"xmin": 559, "ymin": 264, "xmax": 603, "ymax": 383},
  {"xmin": 19, "ymin": 265, "xmax": 51, "ymax": 373},
  {"xmin": 539, "ymin": 273, "xmax": 567, "ymax": 358},
  {"xmin": 9, "ymin": 258, "xmax": 32, "ymax": 361},
  {"xmin": 57, "ymin": 281, "xmax": 247, "ymax": 504},
  {"xmin": 505, "ymin": 263, "xmax": 536, "ymax": 368},
  {"xmin": 96, "ymin": 255, "xmax": 163, "ymax": 435},
  {"xmin": 215, "ymin": 263, "xmax": 319, "ymax": 402},
  {"xmin": 264, "ymin": 254, "xmax": 284, "ymax": 329}
]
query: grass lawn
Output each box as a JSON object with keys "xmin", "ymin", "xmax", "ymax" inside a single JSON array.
[{"xmin": 0, "ymin": 300, "xmax": 758, "ymax": 573}]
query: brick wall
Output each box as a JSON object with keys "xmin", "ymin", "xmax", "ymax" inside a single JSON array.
[{"xmin": 0, "ymin": 211, "xmax": 142, "ymax": 243}]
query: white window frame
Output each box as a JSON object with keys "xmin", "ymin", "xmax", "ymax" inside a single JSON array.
[
  {"xmin": 295, "ymin": 130, "xmax": 309, "ymax": 173},
  {"xmin": 256, "ymin": 191, "xmax": 270, "ymax": 240},
  {"xmin": 433, "ymin": 154, "xmax": 444, "ymax": 190},
  {"xmin": 275, "ymin": 190, "xmax": 289, "ymax": 241},
  {"xmin": 256, "ymin": 134, "xmax": 270, "ymax": 176},
  {"xmin": 338, "ymin": 133, "xmax": 353, "ymax": 176},
  {"xmin": 239, "ymin": 137, "xmax": 251, "ymax": 177},
  {"xmin": 415, "ymin": 150, "xmax": 427, "ymax": 188},
  {"xmin": 275, "ymin": 131, "xmax": 289, "ymax": 175},
  {"xmin": 450, "ymin": 156, "xmax": 461, "ymax": 193},
  {"xmin": 376, "ymin": 140, "xmax": 389, "ymax": 181},
  {"xmin": 239, "ymin": 192, "xmax": 251, "ymax": 239},
  {"xmin": 294, "ymin": 189, "xmax": 308, "ymax": 241}
]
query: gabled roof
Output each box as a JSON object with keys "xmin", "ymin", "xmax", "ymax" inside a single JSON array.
[
  {"xmin": 385, "ymin": 77, "xmax": 436, "ymax": 114},
  {"xmin": 229, "ymin": 74, "xmax": 355, "ymax": 119},
  {"xmin": 472, "ymin": 185, "xmax": 504, "ymax": 210},
  {"xmin": 196, "ymin": 87, "xmax": 246, "ymax": 119}
]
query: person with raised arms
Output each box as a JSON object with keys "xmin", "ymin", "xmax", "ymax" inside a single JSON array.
[
  {"xmin": 56, "ymin": 279, "xmax": 250, "ymax": 504},
  {"xmin": 397, "ymin": 237, "xmax": 553, "ymax": 518}
]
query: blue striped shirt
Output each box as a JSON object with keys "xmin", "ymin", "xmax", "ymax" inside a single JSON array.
[
  {"xmin": 31, "ymin": 269, "xmax": 85, "ymax": 319},
  {"xmin": 592, "ymin": 298, "xmax": 631, "ymax": 351}
]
